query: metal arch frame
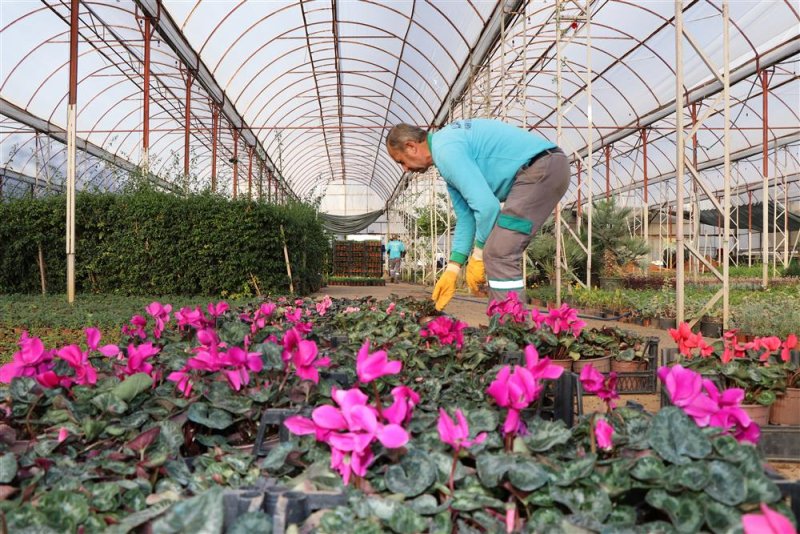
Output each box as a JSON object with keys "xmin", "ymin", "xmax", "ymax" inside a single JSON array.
[{"xmin": 675, "ymin": 0, "xmax": 731, "ymax": 328}]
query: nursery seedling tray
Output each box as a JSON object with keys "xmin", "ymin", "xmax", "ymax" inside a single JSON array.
[{"xmin": 759, "ymin": 426, "xmax": 800, "ymax": 462}]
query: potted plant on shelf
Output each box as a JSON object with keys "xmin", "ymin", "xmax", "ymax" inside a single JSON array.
[{"xmin": 769, "ymin": 338, "xmax": 799, "ymax": 425}]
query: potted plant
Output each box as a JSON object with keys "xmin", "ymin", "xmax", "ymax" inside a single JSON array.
[
  {"xmin": 611, "ymin": 338, "xmax": 650, "ymax": 373},
  {"xmin": 769, "ymin": 358, "xmax": 800, "ymax": 426}
]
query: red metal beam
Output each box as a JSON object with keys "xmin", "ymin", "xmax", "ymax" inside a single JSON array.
[
  {"xmin": 247, "ymin": 146, "xmax": 253, "ymax": 201},
  {"xmin": 211, "ymin": 105, "xmax": 219, "ymax": 192},
  {"xmin": 232, "ymin": 129, "xmax": 239, "ymax": 199},
  {"xmin": 184, "ymin": 72, "xmax": 192, "ymax": 179}
]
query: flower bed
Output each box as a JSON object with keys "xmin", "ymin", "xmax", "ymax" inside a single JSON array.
[{"xmin": 0, "ymin": 295, "xmax": 796, "ymax": 532}]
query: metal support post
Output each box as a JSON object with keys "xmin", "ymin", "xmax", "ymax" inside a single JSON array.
[{"xmin": 66, "ymin": 0, "xmax": 79, "ymax": 304}]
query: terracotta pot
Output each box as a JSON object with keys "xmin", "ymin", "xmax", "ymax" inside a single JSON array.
[
  {"xmin": 642, "ymin": 318, "xmax": 652, "ymax": 327},
  {"xmin": 549, "ymin": 359, "xmax": 573, "ymax": 372},
  {"xmin": 574, "ymin": 355, "xmax": 612, "ymax": 373},
  {"xmin": 770, "ymin": 387, "xmax": 800, "ymax": 426},
  {"xmin": 611, "ymin": 359, "xmax": 647, "ymax": 373},
  {"xmin": 741, "ymin": 403, "xmax": 770, "ymax": 426},
  {"xmin": 736, "ymin": 333, "xmax": 749, "ymax": 343},
  {"xmin": 530, "ymin": 298, "xmax": 543, "ymax": 307}
]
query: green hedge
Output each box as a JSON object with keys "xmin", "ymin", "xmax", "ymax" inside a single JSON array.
[{"xmin": 0, "ymin": 189, "xmax": 328, "ymax": 296}]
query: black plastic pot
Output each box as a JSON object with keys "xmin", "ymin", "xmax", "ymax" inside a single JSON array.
[
  {"xmin": 657, "ymin": 317, "xmax": 677, "ymax": 330},
  {"xmin": 699, "ymin": 320, "xmax": 722, "ymax": 339},
  {"xmin": 252, "ymin": 407, "xmax": 313, "ymax": 458}
]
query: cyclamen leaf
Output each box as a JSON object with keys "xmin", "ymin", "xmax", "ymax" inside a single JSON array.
[
  {"xmin": 0, "ymin": 453, "xmax": 17, "ymax": 484},
  {"xmin": 648, "ymin": 407, "xmax": 711, "ymax": 465},
  {"xmin": 112, "ymin": 373, "xmax": 154, "ymax": 402},
  {"xmin": 125, "ymin": 426, "xmax": 161, "ymax": 454}
]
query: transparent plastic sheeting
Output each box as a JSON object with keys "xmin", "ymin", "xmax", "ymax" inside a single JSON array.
[{"xmin": 0, "ymin": 1, "xmax": 798, "ymax": 213}]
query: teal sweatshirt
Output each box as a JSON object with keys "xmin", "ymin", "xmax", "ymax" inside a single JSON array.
[
  {"xmin": 386, "ymin": 240, "xmax": 405, "ymax": 259},
  {"xmin": 428, "ymin": 119, "xmax": 557, "ymax": 264}
]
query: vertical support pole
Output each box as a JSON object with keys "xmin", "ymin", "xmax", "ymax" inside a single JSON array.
[
  {"xmin": 247, "ymin": 146, "xmax": 253, "ymax": 201},
  {"xmin": 604, "ymin": 145, "xmax": 611, "ymax": 199},
  {"xmin": 760, "ymin": 69, "xmax": 769, "ymax": 288},
  {"xmin": 577, "ymin": 159, "xmax": 582, "ymax": 223},
  {"xmin": 232, "ymin": 129, "xmax": 239, "ymax": 199},
  {"xmin": 142, "ymin": 16, "xmax": 151, "ymax": 172},
  {"xmin": 555, "ymin": 0, "xmax": 563, "ymax": 304},
  {"xmin": 211, "ymin": 105, "xmax": 219, "ymax": 193},
  {"xmin": 748, "ymin": 190, "xmax": 753, "ymax": 266},
  {"xmin": 642, "ymin": 128, "xmax": 649, "ymax": 256},
  {"xmin": 184, "ymin": 72, "xmax": 192, "ymax": 192},
  {"xmin": 690, "ymin": 102, "xmax": 700, "ymax": 278},
  {"xmin": 258, "ymin": 160, "xmax": 263, "ymax": 201},
  {"xmin": 674, "ymin": 0, "xmax": 685, "ymax": 324},
  {"xmin": 585, "ymin": 0, "xmax": 593, "ymax": 289},
  {"xmin": 721, "ymin": 1, "xmax": 731, "ymax": 329},
  {"xmin": 66, "ymin": 0, "xmax": 79, "ymax": 304}
]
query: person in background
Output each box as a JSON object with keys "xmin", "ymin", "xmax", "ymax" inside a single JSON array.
[
  {"xmin": 386, "ymin": 119, "xmax": 570, "ymax": 310},
  {"xmin": 385, "ymin": 235, "xmax": 406, "ymax": 283}
]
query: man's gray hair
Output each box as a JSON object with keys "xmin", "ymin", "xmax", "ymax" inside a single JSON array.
[{"xmin": 386, "ymin": 124, "xmax": 427, "ymax": 151}]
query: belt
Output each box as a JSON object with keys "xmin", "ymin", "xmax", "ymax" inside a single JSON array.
[{"xmin": 520, "ymin": 147, "xmax": 562, "ymax": 171}]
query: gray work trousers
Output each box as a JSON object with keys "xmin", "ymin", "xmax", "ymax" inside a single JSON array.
[
  {"xmin": 388, "ymin": 258, "xmax": 402, "ymax": 278},
  {"xmin": 483, "ymin": 147, "xmax": 571, "ymax": 303}
]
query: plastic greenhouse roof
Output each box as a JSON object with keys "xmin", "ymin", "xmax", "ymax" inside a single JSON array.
[{"xmin": 1, "ymin": 1, "xmax": 798, "ymax": 211}]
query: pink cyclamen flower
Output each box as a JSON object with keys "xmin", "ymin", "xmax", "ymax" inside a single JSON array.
[
  {"xmin": 386, "ymin": 302, "xmax": 396, "ymax": 315},
  {"xmin": 122, "ymin": 315, "xmax": 148, "ymax": 340},
  {"xmin": 487, "ymin": 292, "xmax": 528, "ymax": 324},
  {"xmin": 121, "ymin": 342, "xmax": 160, "ymax": 377},
  {"xmin": 316, "ymin": 296, "xmax": 333, "ymax": 316},
  {"xmin": 282, "ymin": 327, "xmax": 303, "ymax": 363},
  {"xmin": 85, "ymin": 327, "xmax": 120, "ymax": 357},
  {"xmin": 383, "ymin": 386, "xmax": 420, "ymax": 426},
  {"xmin": 486, "ymin": 365, "xmax": 544, "ymax": 435},
  {"xmin": 544, "ymin": 303, "xmax": 586, "ymax": 337},
  {"xmin": 344, "ymin": 306, "xmax": 360, "ymax": 314},
  {"xmin": 658, "ymin": 365, "xmax": 761, "ymax": 444},
  {"xmin": 419, "ymin": 316, "xmax": 468, "ymax": 349},
  {"xmin": 221, "ymin": 347, "xmax": 263, "ymax": 391},
  {"xmin": 207, "ymin": 301, "xmax": 229, "ymax": 317},
  {"xmin": 284, "ymin": 387, "xmax": 409, "ymax": 485},
  {"xmin": 437, "ymin": 409, "xmax": 487, "ymax": 451},
  {"xmin": 780, "ymin": 334, "xmax": 797, "ymax": 363},
  {"xmin": 742, "ymin": 503, "xmax": 797, "ymax": 534},
  {"xmin": 579, "ymin": 364, "xmax": 619, "ymax": 409},
  {"xmin": 57, "ymin": 427, "xmax": 69, "ymax": 443},
  {"xmin": 56, "ymin": 345, "xmax": 98, "ymax": 386},
  {"xmin": 285, "ymin": 308, "xmax": 303, "ymax": 323},
  {"xmin": 290, "ymin": 339, "xmax": 330, "ymax": 384},
  {"xmin": 658, "ymin": 365, "xmax": 719, "ymax": 424},
  {"xmin": 524, "ymin": 345, "xmax": 565, "ymax": 381},
  {"xmin": 753, "ymin": 336, "xmax": 783, "ymax": 362},
  {"xmin": 594, "ymin": 417, "xmax": 614, "ymax": 450},
  {"xmin": 668, "ymin": 323, "xmax": 713, "ymax": 358},
  {"xmin": 175, "ymin": 307, "xmax": 205, "ymax": 330},
  {"xmin": 356, "ymin": 340, "xmax": 402, "ymax": 383},
  {"xmin": 145, "ymin": 302, "xmax": 172, "ymax": 339},
  {"xmin": 167, "ymin": 368, "xmax": 193, "ymax": 397},
  {"xmin": 0, "ymin": 332, "xmax": 55, "ymax": 384}
]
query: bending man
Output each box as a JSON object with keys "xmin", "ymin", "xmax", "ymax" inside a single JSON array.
[{"xmin": 386, "ymin": 119, "xmax": 570, "ymax": 310}]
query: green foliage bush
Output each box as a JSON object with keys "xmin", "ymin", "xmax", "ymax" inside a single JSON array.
[{"xmin": 0, "ymin": 188, "xmax": 328, "ymax": 296}]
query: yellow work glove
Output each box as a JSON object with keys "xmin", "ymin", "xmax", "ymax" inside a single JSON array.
[
  {"xmin": 431, "ymin": 263, "xmax": 461, "ymax": 311},
  {"xmin": 465, "ymin": 248, "xmax": 486, "ymax": 295}
]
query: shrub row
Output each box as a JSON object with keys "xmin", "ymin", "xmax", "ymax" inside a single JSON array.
[{"xmin": 0, "ymin": 188, "xmax": 328, "ymax": 296}]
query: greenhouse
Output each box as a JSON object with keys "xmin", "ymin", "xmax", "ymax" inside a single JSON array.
[{"xmin": 0, "ymin": 0, "xmax": 798, "ymax": 532}]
